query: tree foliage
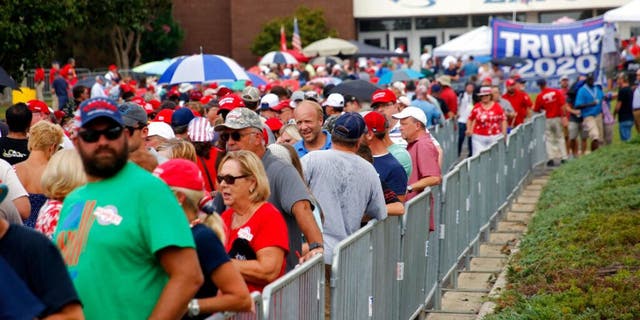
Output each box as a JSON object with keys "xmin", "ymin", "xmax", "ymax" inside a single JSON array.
[
  {"xmin": 0, "ymin": 0, "xmax": 80, "ymax": 82},
  {"xmin": 250, "ymin": 6, "xmax": 337, "ymax": 56},
  {"xmin": 139, "ymin": 9, "xmax": 184, "ymax": 63},
  {"xmin": 77, "ymin": 0, "xmax": 179, "ymax": 70}
]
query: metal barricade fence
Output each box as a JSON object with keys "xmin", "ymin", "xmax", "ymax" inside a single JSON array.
[
  {"xmin": 330, "ymin": 221, "xmax": 377, "ymax": 319},
  {"xmin": 398, "ymin": 188, "xmax": 439, "ymax": 319},
  {"xmin": 208, "ymin": 292, "xmax": 264, "ymax": 320},
  {"xmin": 262, "ymin": 254, "xmax": 324, "ymax": 320},
  {"xmin": 211, "ymin": 114, "xmax": 546, "ymax": 320}
]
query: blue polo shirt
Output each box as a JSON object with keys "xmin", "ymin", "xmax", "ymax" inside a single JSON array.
[
  {"xmin": 574, "ymin": 84, "xmax": 604, "ymax": 118},
  {"xmin": 294, "ymin": 130, "xmax": 332, "ymax": 158}
]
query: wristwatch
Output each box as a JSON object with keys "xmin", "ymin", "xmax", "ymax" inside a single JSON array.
[
  {"xmin": 308, "ymin": 242, "xmax": 323, "ymax": 251},
  {"xmin": 188, "ymin": 299, "xmax": 200, "ymax": 317},
  {"xmin": 407, "ymin": 185, "xmax": 414, "ymax": 192}
]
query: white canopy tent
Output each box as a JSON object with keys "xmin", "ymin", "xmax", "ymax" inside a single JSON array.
[
  {"xmin": 433, "ymin": 26, "xmax": 492, "ymax": 57},
  {"xmin": 604, "ymin": 0, "xmax": 640, "ymax": 39},
  {"xmin": 604, "ymin": 0, "xmax": 640, "ymax": 22}
]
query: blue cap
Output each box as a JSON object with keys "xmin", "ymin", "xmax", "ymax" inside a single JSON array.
[
  {"xmin": 171, "ymin": 108, "xmax": 195, "ymax": 128},
  {"xmin": 79, "ymin": 97, "xmax": 123, "ymax": 127},
  {"xmin": 332, "ymin": 112, "xmax": 366, "ymax": 141}
]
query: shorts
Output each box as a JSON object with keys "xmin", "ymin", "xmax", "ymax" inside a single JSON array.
[
  {"xmin": 568, "ymin": 121, "xmax": 588, "ymax": 140},
  {"xmin": 582, "ymin": 114, "xmax": 603, "ymax": 142}
]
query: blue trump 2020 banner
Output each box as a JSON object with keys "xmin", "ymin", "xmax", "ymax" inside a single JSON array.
[{"xmin": 491, "ymin": 17, "xmax": 605, "ymax": 79}]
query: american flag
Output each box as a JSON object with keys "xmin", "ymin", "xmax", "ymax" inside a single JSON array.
[{"xmin": 292, "ymin": 17, "xmax": 302, "ymax": 52}]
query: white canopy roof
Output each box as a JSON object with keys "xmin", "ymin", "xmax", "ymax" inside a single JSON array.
[
  {"xmin": 433, "ymin": 26, "xmax": 491, "ymax": 57},
  {"xmin": 604, "ymin": 0, "xmax": 640, "ymax": 22}
]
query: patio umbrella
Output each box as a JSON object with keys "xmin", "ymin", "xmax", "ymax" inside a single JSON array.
[
  {"xmin": 259, "ymin": 51, "xmax": 298, "ymax": 65},
  {"xmin": 378, "ymin": 69, "xmax": 424, "ymax": 85},
  {"xmin": 307, "ymin": 77, "xmax": 342, "ymax": 86},
  {"xmin": 329, "ymin": 79, "xmax": 380, "ymax": 102},
  {"xmin": 247, "ymin": 72, "xmax": 267, "ymax": 86},
  {"xmin": 310, "ymin": 56, "xmax": 343, "ymax": 66},
  {"xmin": 0, "ymin": 66, "xmax": 19, "ymax": 90},
  {"xmin": 158, "ymin": 54, "xmax": 249, "ymax": 85},
  {"xmin": 302, "ymin": 37, "xmax": 358, "ymax": 57},
  {"xmin": 132, "ymin": 59, "xmax": 175, "ymax": 75}
]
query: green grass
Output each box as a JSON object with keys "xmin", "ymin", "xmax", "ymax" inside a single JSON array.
[{"xmin": 485, "ymin": 136, "xmax": 640, "ymax": 320}]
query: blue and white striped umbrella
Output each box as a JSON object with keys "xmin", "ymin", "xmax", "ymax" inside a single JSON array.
[
  {"xmin": 158, "ymin": 54, "xmax": 250, "ymax": 85},
  {"xmin": 258, "ymin": 51, "xmax": 299, "ymax": 65}
]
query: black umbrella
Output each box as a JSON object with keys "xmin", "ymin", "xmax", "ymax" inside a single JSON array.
[
  {"xmin": 329, "ymin": 79, "xmax": 380, "ymax": 102},
  {"xmin": 0, "ymin": 66, "xmax": 19, "ymax": 90},
  {"xmin": 491, "ymin": 57, "xmax": 527, "ymax": 67}
]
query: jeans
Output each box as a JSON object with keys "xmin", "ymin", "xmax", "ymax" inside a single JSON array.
[
  {"xmin": 619, "ymin": 120, "xmax": 634, "ymax": 142},
  {"xmin": 457, "ymin": 122, "xmax": 472, "ymax": 157}
]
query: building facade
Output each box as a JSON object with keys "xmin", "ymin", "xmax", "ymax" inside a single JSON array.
[
  {"xmin": 172, "ymin": 0, "xmax": 355, "ymax": 67},
  {"xmin": 173, "ymin": 0, "xmax": 631, "ymax": 68}
]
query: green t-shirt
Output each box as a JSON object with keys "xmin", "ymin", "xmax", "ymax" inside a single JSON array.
[
  {"xmin": 388, "ymin": 143, "xmax": 413, "ymax": 178},
  {"xmin": 53, "ymin": 162, "xmax": 194, "ymax": 319}
]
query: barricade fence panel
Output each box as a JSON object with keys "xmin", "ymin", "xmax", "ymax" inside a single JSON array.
[
  {"xmin": 208, "ymin": 292, "xmax": 263, "ymax": 320},
  {"xmin": 262, "ymin": 254, "xmax": 324, "ymax": 320},
  {"xmin": 371, "ymin": 216, "xmax": 402, "ymax": 320}
]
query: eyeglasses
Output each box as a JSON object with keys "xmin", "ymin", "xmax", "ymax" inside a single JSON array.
[
  {"xmin": 216, "ymin": 174, "xmax": 250, "ymax": 185},
  {"xmin": 220, "ymin": 131, "xmax": 255, "ymax": 142},
  {"xmin": 78, "ymin": 126, "xmax": 124, "ymax": 143},
  {"xmin": 126, "ymin": 125, "xmax": 145, "ymax": 135}
]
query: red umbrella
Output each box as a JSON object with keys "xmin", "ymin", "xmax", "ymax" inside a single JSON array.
[{"xmin": 285, "ymin": 49, "xmax": 310, "ymax": 63}]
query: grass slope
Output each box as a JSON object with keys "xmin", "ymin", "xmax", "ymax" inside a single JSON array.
[{"xmin": 485, "ymin": 137, "xmax": 640, "ymax": 320}]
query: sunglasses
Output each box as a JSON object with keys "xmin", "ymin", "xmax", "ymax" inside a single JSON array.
[
  {"xmin": 216, "ymin": 174, "xmax": 250, "ymax": 185},
  {"xmin": 220, "ymin": 131, "xmax": 255, "ymax": 142},
  {"xmin": 78, "ymin": 126, "xmax": 124, "ymax": 143}
]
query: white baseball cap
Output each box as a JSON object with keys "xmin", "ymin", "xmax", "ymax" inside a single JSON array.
[
  {"xmin": 260, "ymin": 93, "xmax": 279, "ymax": 110},
  {"xmin": 148, "ymin": 121, "xmax": 175, "ymax": 140},
  {"xmin": 392, "ymin": 106, "xmax": 427, "ymax": 126},
  {"xmin": 322, "ymin": 93, "xmax": 345, "ymax": 107}
]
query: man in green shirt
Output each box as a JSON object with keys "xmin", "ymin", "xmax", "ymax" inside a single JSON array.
[{"xmin": 54, "ymin": 97, "xmax": 203, "ymax": 319}]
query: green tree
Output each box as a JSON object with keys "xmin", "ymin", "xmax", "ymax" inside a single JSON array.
[
  {"xmin": 0, "ymin": 0, "xmax": 80, "ymax": 82},
  {"xmin": 77, "ymin": 0, "xmax": 177, "ymax": 70},
  {"xmin": 139, "ymin": 9, "xmax": 184, "ymax": 63},
  {"xmin": 250, "ymin": 6, "xmax": 337, "ymax": 56}
]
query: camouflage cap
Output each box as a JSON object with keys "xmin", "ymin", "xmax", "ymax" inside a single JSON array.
[{"xmin": 214, "ymin": 107, "xmax": 263, "ymax": 132}]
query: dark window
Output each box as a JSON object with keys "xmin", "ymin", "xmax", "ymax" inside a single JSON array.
[
  {"xmin": 364, "ymin": 39, "xmax": 381, "ymax": 48},
  {"xmin": 473, "ymin": 13, "xmax": 526, "ymax": 27},
  {"xmin": 359, "ymin": 19, "xmax": 411, "ymax": 32},
  {"xmin": 416, "ymin": 16, "xmax": 467, "ymax": 29}
]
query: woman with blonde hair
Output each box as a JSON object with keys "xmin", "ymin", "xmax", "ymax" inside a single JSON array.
[
  {"xmin": 157, "ymin": 138, "xmax": 198, "ymax": 162},
  {"xmin": 14, "ymin": 121, "xmax": 64, "ymax": 227},
  {"xmin": 276, "ymin": 123, "xmax": 302, "ymax": 145},
  {"xmin": 154, "ymin": 158, "xmax": 251, "ymax": 318},
  {"xmin": 35, "ymin": 149, "xmax": 86, "ymax": 237},
  {"xmin": 218, "ymin": 150, "xmax": 289, "ymax": 292}
]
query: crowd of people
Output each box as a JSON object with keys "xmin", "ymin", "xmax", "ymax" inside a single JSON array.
[{"xmin": 1, "ymin": 52, "xmax": 638, "ymax": 319}]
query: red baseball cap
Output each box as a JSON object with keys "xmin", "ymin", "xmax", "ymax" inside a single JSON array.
[
  {"xmin": 109, "ymin": 64, "xmax": 117, "ymax": 71},
  {"xmin": 272, "ymin": 99, "xmax": 292, "ymax": 112},
  {"xmin": 371, "ymin": 89, "xmax": 397, "ymax": 105},
  {"xmin": 153, "ymin": 108, "xmax": 174, "ymax": 124},
  {"xmin": 218, "ymin": 94, "xmax": 245, "ymax": 113},
  {"xmin": 154, "ymin": 159, "xmax": 205, "ymax": 191},
  {"xmin": 216, "ymin": 87, "xmax": 232, "ymax": 98},
  {"xmin": 505, "ymin": 79, "xmax": 516, "ymax": 87},
  {"xmin": 364, "ymin": 111, "xmax": 387, "ymax": 133},
  {"xmin": 27, "ymin": 100, "xmax": 51, "ymax": 115},
  {"xmin": 148, "ymin": 99, "xmax": 161, "ymax": 111},
  {"xmin": 265, "ymin": 117, "xmax": 283, "ymax": 132},
  {"xmin": 200, "ymin": 95, "xmax": 214, "ymax": 105}
]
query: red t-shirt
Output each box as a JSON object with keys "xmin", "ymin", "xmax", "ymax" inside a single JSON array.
[
  {"xmin": 440, "ymin": 86, "xmax": 459, "ymax": 116},
  {"xmin": 502, "ymin": 90, "xmax": 532, "ymax": 126},
  {"xmin": 222, "ymin": 202, "xmax": 289, "ymax": 292},
  {"xmin": 469, "ymin": 102, "xmax": 506, "ymax": 136},
  {"xmin": 196, "ymin": 146, "xmax": 220, "ymax": 193},
  {"xmin": 34, "ymin": 68, "xmax": 45, "ymax": 83},
  {"xmin": 407, "ymin": 133, "xmax": 441, "ymax": 231},
  {"xmin": 534, "ymin": 87, "xmax": 566, "ymax": 119},
  {"xmin": 49, "ymin": 67, "xmax": 58, "ymax": 84}
]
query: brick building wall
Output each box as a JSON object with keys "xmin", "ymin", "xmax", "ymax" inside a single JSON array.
[{"xmin": 173, "ymin": 0, "xmax": 354, "ymax": 68}]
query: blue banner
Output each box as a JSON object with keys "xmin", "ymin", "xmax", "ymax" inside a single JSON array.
[{"xmin": 491, "ymin": 17, "xmax": 605, "ymax": 79}]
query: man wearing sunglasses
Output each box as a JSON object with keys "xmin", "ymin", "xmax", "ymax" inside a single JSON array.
[
  {"xmin": 53, "ymin": 97, "xmax": 203, "ymax": 319},
  {"xmin": 215, "ymin": 107, "xmax": 323, "ymax": 271}
]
